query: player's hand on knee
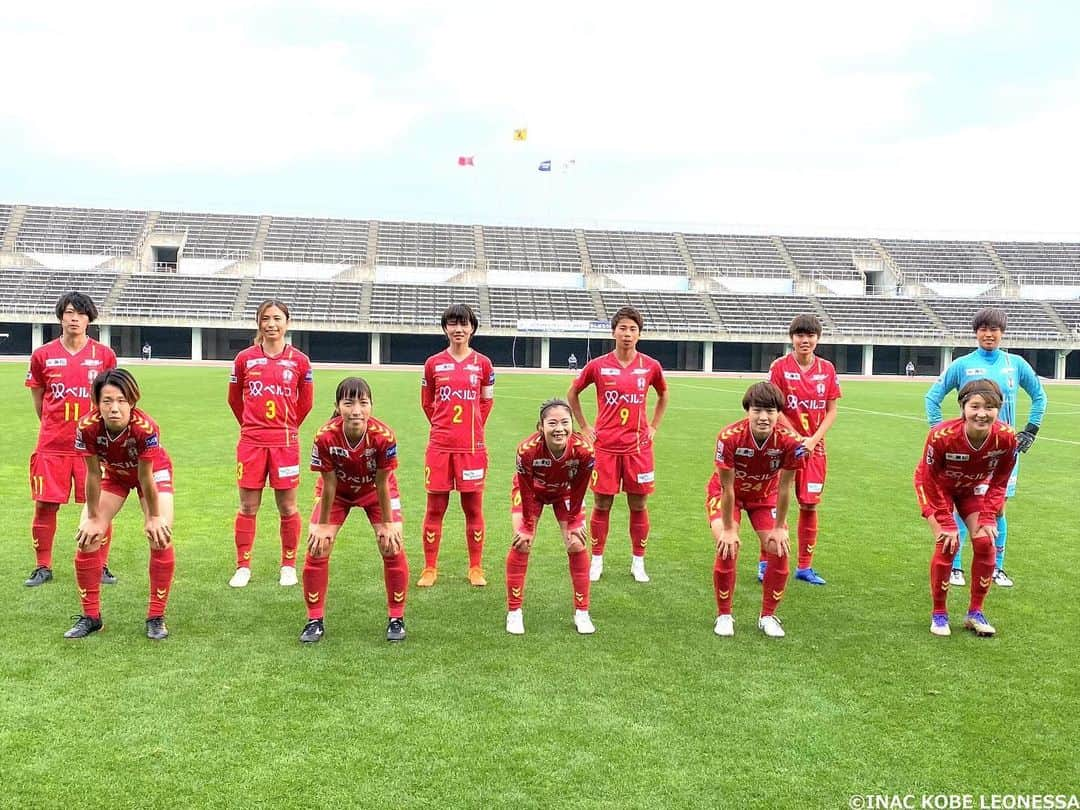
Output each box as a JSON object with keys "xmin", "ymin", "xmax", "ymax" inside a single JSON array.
[
  {"xmin": 308, "ymin": 526, "xmax": 333, "ymax": 557},
  {"xmin": 511, "ymin": 531, "xmax": 533, "ymax": 552},
  {"xmin": 376, "ymin": 524, "xmax": 402, "ymax": 556},
  {"xmin": 766, "ymin": 528, "xmax": 790, "ymax": 558},
  {"xmin": 145, "ymin": 516, "xmax": 171, "ymax": 549},
  {"xmin": 974, "ymin": 524, "xmax": 997, "ymax": 543},
  {"xmin": 565, "ymin": 526, "xmax": 587, "ymax": 553},
  {"xmin": 938, "ymin": 531, "xmax": 960, "ymax": 554},
  {"xmin": 716, "ymin": 530, "xmax": 740, "ymax": 560}
]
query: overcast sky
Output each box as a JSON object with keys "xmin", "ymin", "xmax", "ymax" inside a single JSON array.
[{"xmin": 3, "ymin": 1, "xmax": 1078, "ymax": 240}]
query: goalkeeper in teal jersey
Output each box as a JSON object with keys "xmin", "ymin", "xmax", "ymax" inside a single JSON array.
[{"xmin": 924, "ymin": 306, "xmax": 1047, "ymax": 588}]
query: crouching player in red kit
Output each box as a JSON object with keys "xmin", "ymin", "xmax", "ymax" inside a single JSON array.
[
  {"xmin": 67, "ymin": 370, "xmax": 176, "ymax": 640},
  {"xmin": 302, "ymin": 378, "xmax": 410, "ymax": 643},
  {"xmin": 707, "ymin": 382, "xmax": 806, "ymax": 638},
  {"xmin": 915, "ymin": 379, "xmax": 1016, "ymax": 638},
  {"xmin": 505, "ymin": 399, "xmax": 596, "ymax": 636}
]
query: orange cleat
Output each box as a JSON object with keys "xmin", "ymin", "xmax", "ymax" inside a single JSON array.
[
  {"xmin": 467, "ymin": 566, "xmax": 487, "ymax": 587},
  {"xmin": 417, "ymin": 567, "xmax": 438, "ymax": 587}
]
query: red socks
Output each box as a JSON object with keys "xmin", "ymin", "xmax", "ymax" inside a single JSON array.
[
  {"xmin": 930, "ymin": 542, "xmax": 953, "ymax": 614},
  {"xmin": 303, "ymin": 553, "xmax": 329, "ymax": 619},
  {"xmin": 568, "ymin": 549, "xmax": 590, "ymax": 611},
  {"xmin": 461, "ymin": 491, "xmax": 485, "ymax": 568},
  {"xmin": 75, "ymin": 548, "xmax": 103, "ymax": 618},
  {"xmin": 629, "ymin": 508, "xmax": 650, "ymax": 558},
  {"xmin": 713, "ymin": 551, "xmax": 737, "ymax": 615},
  {"xmin": 100, "ymin": 525, "xmax": 113, "ymax": 566},
  {"xmin": 383, "ymin": 551, "xmax": 409, "ymax": 619},
  {"xmin": 422, "ymin": 493, "xmax": 450, "ymax": 568},
  {"xmin": 506, "ymin": 547, "xmax": 529, "ymax": 610},
  {"xmin": 280, "ymin": 512, "xmax": 301, "ymax": 567},
  {"xmin": 31, "ymin": 502, "xmax": 59, "ymax": 568},
  {"xmin": 148, "ymin": 545, "xmax": 175, "ymax": 618},
  {"xmin": 589, "ymin": 508, "xmax": 610, "ymax": 556},
  {"xmin": 968, "ymin": 534, "xmax": 995, "ymax": 613},
  {"xmin": 797, "ymin": 508, "xmax": 818, "ymax": 570},
  {"xmin": 234, "ymin": 513, "xmax": 256, "ymax": 568},
  {"xmin": 760, "ymin": 552, "xmax": 790, "ymax": 616}
]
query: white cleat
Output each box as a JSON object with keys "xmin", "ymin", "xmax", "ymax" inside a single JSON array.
[
  {"xmin": 949, "ymin": 568, "xmax": 966, "ymax": 587},
  {"xmin": 992, "ymin": 568, "xmax": 1013, "ymax": 588},
  {"xmin": 573, "ymin": 610, "xmax": 595, "ymax": 635},
  {"xmin": 589, "ymin": 554, "xmax": 604, "ymax": 582},
  {"xmin": 630, "ymin": 556, "xmax": 650, "ymax": 583},
  {"xmin": 279, "ymin": 566, "xmax": 298, "ymax": 587},
  {"xmin": 758, "ymin": 614, "xmax": 785, "ymax": 638},
  {"xmin": 506, "ymin": 609, "xmax": 525, "ymax": 635},
  {"xmin": 229, "ymin": 567, "xmax": 252, "ymax": 588},
  {"xmin": 714, "ymin": 615, "xmax": 734, "ymax": 637},
  {"xmin": 963, "ymin": 611, "xmax": 996, "ymax": 637}
]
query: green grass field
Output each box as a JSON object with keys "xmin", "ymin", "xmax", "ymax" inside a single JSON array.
[{"xmin": 1, "ymin": 361, "xmax": 1077, "ymax": 809}]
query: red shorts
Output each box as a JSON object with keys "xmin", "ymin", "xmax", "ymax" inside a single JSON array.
[
  {"xmin": 705, "ymin": 492, "xmax": 776, "ymax": 532},
  {"xmin": 591, "ymin": 447, "xmax": 655, "ymax": 496},
  {"xmin": 424, "ymin": 446, "xmax": 487, "ymax": 493},
  {"xmin": 29, "ymin": 452, "xmax": 87, "ymax": 504},
  {"xmin": 951, "ymin": 495, "xmax": 985, "ymax": 526},
  {"xmin": 101, "ymin": 462, "xmax": 176, "ymax": 498},
  {"xmin": 237, "ymin": 443, "xmax": 300, "ymax": 490},
  {"xmin": 510, "ymin": 484, "xmax": 585, "ymax": 529},
  {"xmin": 310, "ymin": 484, "xmax": 403, "ymax": 526},
  {"xmin": 795, "ymin": 448, "xmax": 827, "ymax": 505}
]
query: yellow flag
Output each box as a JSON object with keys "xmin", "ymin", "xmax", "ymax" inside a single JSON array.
[{"xmin": 513, "ymin": 127, "xmax": 528, "ymax": 142}]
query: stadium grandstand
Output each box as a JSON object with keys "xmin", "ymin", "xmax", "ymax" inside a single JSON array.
[{"xmin": 1, "ymin": 203, "xmax": 1078, "ymax": 378}]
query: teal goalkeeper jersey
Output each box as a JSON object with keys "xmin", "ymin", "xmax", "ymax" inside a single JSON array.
[{"xmin": 924, "ymin": 347, "xmax": 1047, "ymax": 428}]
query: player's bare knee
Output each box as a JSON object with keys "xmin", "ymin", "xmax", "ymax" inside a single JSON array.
[{"xmin": 566, "ymin": 537, "xmax": 586, "ymax": 553}]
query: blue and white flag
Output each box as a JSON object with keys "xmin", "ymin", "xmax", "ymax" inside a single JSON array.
[{"xmin": 538, "ymin": 160, "xmax": 552, "ymax": 172}]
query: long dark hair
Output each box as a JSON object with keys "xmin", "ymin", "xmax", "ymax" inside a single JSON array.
[{"xmin": 254, "ymin": 299, "xmax": 290, "ymax": 345}]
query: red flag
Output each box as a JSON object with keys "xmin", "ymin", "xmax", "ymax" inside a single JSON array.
[{"xmin": 457, "ymin": 156, "xmax": 475, "ymax": 166}]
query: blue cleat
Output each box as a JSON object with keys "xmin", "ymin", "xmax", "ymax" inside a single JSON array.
[
  {"xmin": 963, "ymin": 611, "xmax": 996, "ymax": 637},
  {"xmin": 757, "ymin": 560, "xmax": 766, "ymax": 583},
  {"xmin": 795, "ymin": 567, "xmax": 826, "ymax": 586}
]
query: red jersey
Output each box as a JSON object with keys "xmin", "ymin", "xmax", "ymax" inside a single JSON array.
[
  {"xmin": 914, "ymin": 418, "xmax": 1017, "ymax": 531},
  {"xmin": 708, "ymin": 419, "xmax": 806, "ymax": 504},
  {"xmin": 310, "ymin": 415, "xmax": 399, "ymax": 501},
  {"xmin": 570, "ymin": 351, "xmax": 667, "ymax": 454},
  {"xmin": 421, "ymin": 349, "xmax": 495, "ymax": 452},
  {"xmin": 228, "ymin": 343, "xmax": 314, "ymax": 448},
  {"xmin": 74, "ymin": 408, "xmax": 171, "ymax": 489},
  {"xmin": 513, "ymin": 431, "xmax": 595, "ymax": 531},
  {"xmin": 769, "ymin": 354, "xmax": 841, "ymax": 442},
  {"xmin": 25, "ymin": 338, "xmax": 117, "ymax": 455}
]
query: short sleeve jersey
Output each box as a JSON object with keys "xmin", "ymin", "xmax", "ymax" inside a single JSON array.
[
  {"xmin": 914, "ymin": 417, "xmax": 1017, "ymax": 529},
  {"xmin": 768, "ymin": 354, "xmax": 842, "ymax": 441},
  {"xmin": 75, "ymin": 408, "xmax": 169, "ymax": 488},
  {"xmin": 26, "ymin": 338, "xmax": 117, "ymax": 454},
  {"xmin": 310, "ymin": 415, "xmax": 399, "ymax": 501},
  {"xmin": 513, "ymin": 431, "xmax": 595, "ymax": 504},
  {"xmin": 709, "ymin": 419, "xmax": 806, "ymax": 503},
  {"xmin": 230, "ymin": 344, "xmax": 313, "ymax": 447},
  {"xmin": 421, "ymin": 349, "xmax": 495, "ymax": 452},
  {"xmin": 570, "ymin": 352, "xmax": 667, "ymax": 454}
]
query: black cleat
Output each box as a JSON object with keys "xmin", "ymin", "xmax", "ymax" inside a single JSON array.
[
  {"xmin": 101, "ymin": 566, "xmax": 118, "ymax": 585},
  {"xmin": 299, "ymin": 618, "xmax": 324, "ymax": 643},
  {"xmin": 146, "ymin": 616, "xmax": 169, "ymax": 640},
  {"xmin": 64, "ymin": 614, "xmax": 103, "ymax": 639},
  {"xmin": 25, "ymin": 566, "xmax": 54, "ymax": 587},
  {"xmin": 386, "ymin": 617, "xmax": 406, "ymax": 642}
]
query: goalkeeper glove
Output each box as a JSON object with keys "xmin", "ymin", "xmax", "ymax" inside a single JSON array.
[{"xmin": 1016, "ymin": 423, "xmax": 1039, "ymax": 453}]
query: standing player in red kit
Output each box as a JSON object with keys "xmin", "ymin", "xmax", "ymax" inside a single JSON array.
[
  {"xmin": 768, "ymin": 314, "xmax": 840, "ymax": 586},
  {"xmin": 227, "ymin": 299, "xmax": 313, "ymax": 588},
  {"xmin": 24, "ymin": 292, "xmax": 118, "ymax": 588},
  {"xmin": 301, "ymin": 377, "xmax": 410, "ymax": 643},
  {"xmin": 567, "ymin": 306, "xmax": 668, "ymax": 584},
  {"xmin": 67, "ymin": 369, "xmax": 175, "ymax": 640},
  {"xmin": 417, "ymin": 304, "xmax": 495, "ymax": 588},
  {"xmin": 915, "ymin": 379, "xmax": 1016, "ymax": 638},
  {"xmin": 505, "ymin": 399, "xmax": 596, "ymax": 636},
  {"xmin": 707, "ymin": 382, "xmax": 806, "ymax": 638}
]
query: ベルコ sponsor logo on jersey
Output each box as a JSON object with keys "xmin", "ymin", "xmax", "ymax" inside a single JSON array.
[
  {"xmin": 50, "ymin": 383, "xmax": 91, "ymax": 399},
  {"xmin": 248, "ymin": 381, "xmax": 293, "ymax": 397}
]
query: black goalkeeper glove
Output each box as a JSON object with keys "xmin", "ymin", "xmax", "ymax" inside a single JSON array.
[{"xmin": 1016, "ymin": 423, "xmax": 1039, "ymax": 453}]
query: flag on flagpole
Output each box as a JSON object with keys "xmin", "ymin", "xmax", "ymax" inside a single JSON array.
[
  {"xmin": 457, "ymin": 156, "xmax": 475, "ymax": 166},
  {"xmin": 513, "ymin": 128, "xmax": 528, "ymax": 142},
  {"xmin": 538, "ymin": 160, "xmax": 551, "ymax": 172}
]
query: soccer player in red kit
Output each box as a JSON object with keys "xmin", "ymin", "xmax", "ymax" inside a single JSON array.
[
  {"xmin": 567, "ymin": 306, "xmax": 668, "ymax": 584},
  {"xmin": 915, "ymin": 379, "xmax": 1017, "ymax": 638},
  {"xmin": 24, "ymin": 291, "xmax": 118, "ymax": 588},
  {"xmin": 505, "ymin": 399, "xmax": 596, "ymax": 636},
  {"xmin": 227, "ymin": 299, "xmax": 314, "ymax": 588},
  {"xmin": 302, "ymin": 377, "xmax": 410, "ymax": 643},
  {"xmin": 768, "ymin": 314, "xmax": 840, "ymax": 586},
  {"xmin": 67, "ymin": 369, "xmax": 176, "ymax": 640},
  {"xmin": 417, "ymin": 304, "xmax": 495, "ymax": 588},
  {"xmin": 707, "ymin": 382, "xmax": 806, "ymax": 638}
]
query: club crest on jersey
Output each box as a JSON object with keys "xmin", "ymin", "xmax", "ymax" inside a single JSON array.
[
  {"xmin": 637, "ymin": 377, "xmax": 646, "ymax": 390},
  {"xmin": 469, "ymin": 374, "xmax": 478, "ymax": 386},
  {"xmin": 816, "ymin": 383, "xmax": 826, "ymax": 395},
  {"xmin": 282, "ymin": 369, "xmax": 294, "ymax": 383}
]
